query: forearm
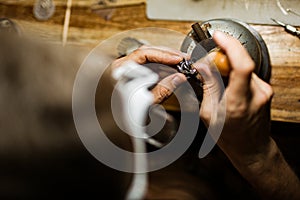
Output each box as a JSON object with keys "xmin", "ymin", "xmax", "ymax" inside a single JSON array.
[{"xmin": 227, "ymin": 138, "xmax": 300, "ymax": 199}]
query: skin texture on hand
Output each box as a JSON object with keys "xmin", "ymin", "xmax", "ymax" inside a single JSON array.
[
  {"xmin": 111, "ymin": 38, "xmax": 300, "ymax": 199},
  {"xmin": 193, "ymin": 31, "xmax": 300, "ymax": 199},
  {"xmin": 196, "ymin": 31, "xmax": 273, "ymax": 160},
  {"xmin": 111, "ymin": 45, "xmax": 188, "ymax": 104}
]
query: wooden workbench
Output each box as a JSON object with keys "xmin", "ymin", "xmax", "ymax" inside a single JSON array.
[{"xmin": 1, "ymin": 0, "xmax": 300, "ymax": 123}]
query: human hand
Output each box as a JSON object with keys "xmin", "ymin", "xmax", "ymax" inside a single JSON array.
[
  {"xmin": 193, "ymin": 31, "xmax": 300, "ymax": 199},
  {"xmin": 194, "ymin": 31, "xmax": 274, "ymax": 162},
  {"xmin": 111, "ymin": 45, "xmax": 188, "ymax": 104}
]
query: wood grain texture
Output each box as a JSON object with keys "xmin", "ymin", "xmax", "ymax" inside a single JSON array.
[
  {"xmin": 0, "ymin": 0, "xmax": 146, "ymax": 8},
  {"xmin": 1, "ymin": 1, "xmax": 300, "ymax": 122}
]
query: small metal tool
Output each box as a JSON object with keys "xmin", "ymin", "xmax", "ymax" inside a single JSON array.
[{"xmin": 271, "ymin": 18, "xmax": 300, "ymax": 38}]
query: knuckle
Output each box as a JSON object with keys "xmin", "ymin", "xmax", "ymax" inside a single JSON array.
[
  {"xmin": 256, "ymin": 85, "xmax": 274, "ymax": 107},
  {"xmin": 246, "ymin": 60, "xmax": 255, "ymax": 73},
  {"xmin": 132, "ymin": 45, "xmax": 152, "ymax": 55},
  {"xmin": 266, "ymin": 85, "xmax": 274, "ymax": 99},
  {"xmin": 157, "ymin": 87, "xmax": 171, "ymax": 102},
  {"xmin": 240, "ymin": 58, "xmax": 255, "ymax": 74},
  {"xmin": 257, "ymin": 92, "xmax": 272, "ymax": 107},
  {"xmin": 130, "ymin": 47, "xmax": 143, "ymax": 56},
  {"xmin": 248, "ymin": 59, "xmax": 256, "ymax": 71},
  {"xmin": 138, "ymin": 44, "xmax": 150, "ymax": 50}
]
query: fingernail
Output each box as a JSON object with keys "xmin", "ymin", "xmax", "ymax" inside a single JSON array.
[
  {"xmin": 214, "ymin": 31, "xmax": 226, "ymax": 40},
  {"xmin": 173, "ymin": 55, "xmax": 183, "ymax": 61},
  {"xmin": 172, "ymin": 75, "xmax": 182, "ymax": 87}
]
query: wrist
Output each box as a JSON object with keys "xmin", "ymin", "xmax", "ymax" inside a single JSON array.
[
  {"xmin": 224, "ymin": 138, "xmax": 300, "ymax": 199},
  {"xmin": 218, "ymin": 136, "xmax": 279, "ymax": 179},
  {"xmin": 218, "ymin": 133, "xmax": 274, "ymax": 168},
  {"xmin": 232, "ymin": 138, "xmax": 279, "ymax": 175}
]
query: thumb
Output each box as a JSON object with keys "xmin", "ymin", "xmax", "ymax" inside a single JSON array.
[
  {"xmin": 192, "ymin": 55, "xmax": 225, "ymax": 124},
  {"xmin": 151, "ymin": 73, "xmax": 187, "ymax": 104}
]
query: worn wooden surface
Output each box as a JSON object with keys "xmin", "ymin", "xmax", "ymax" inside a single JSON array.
[{"xmin": 1, "ymin": 0, "xmax": 300, "ymax": 123}]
